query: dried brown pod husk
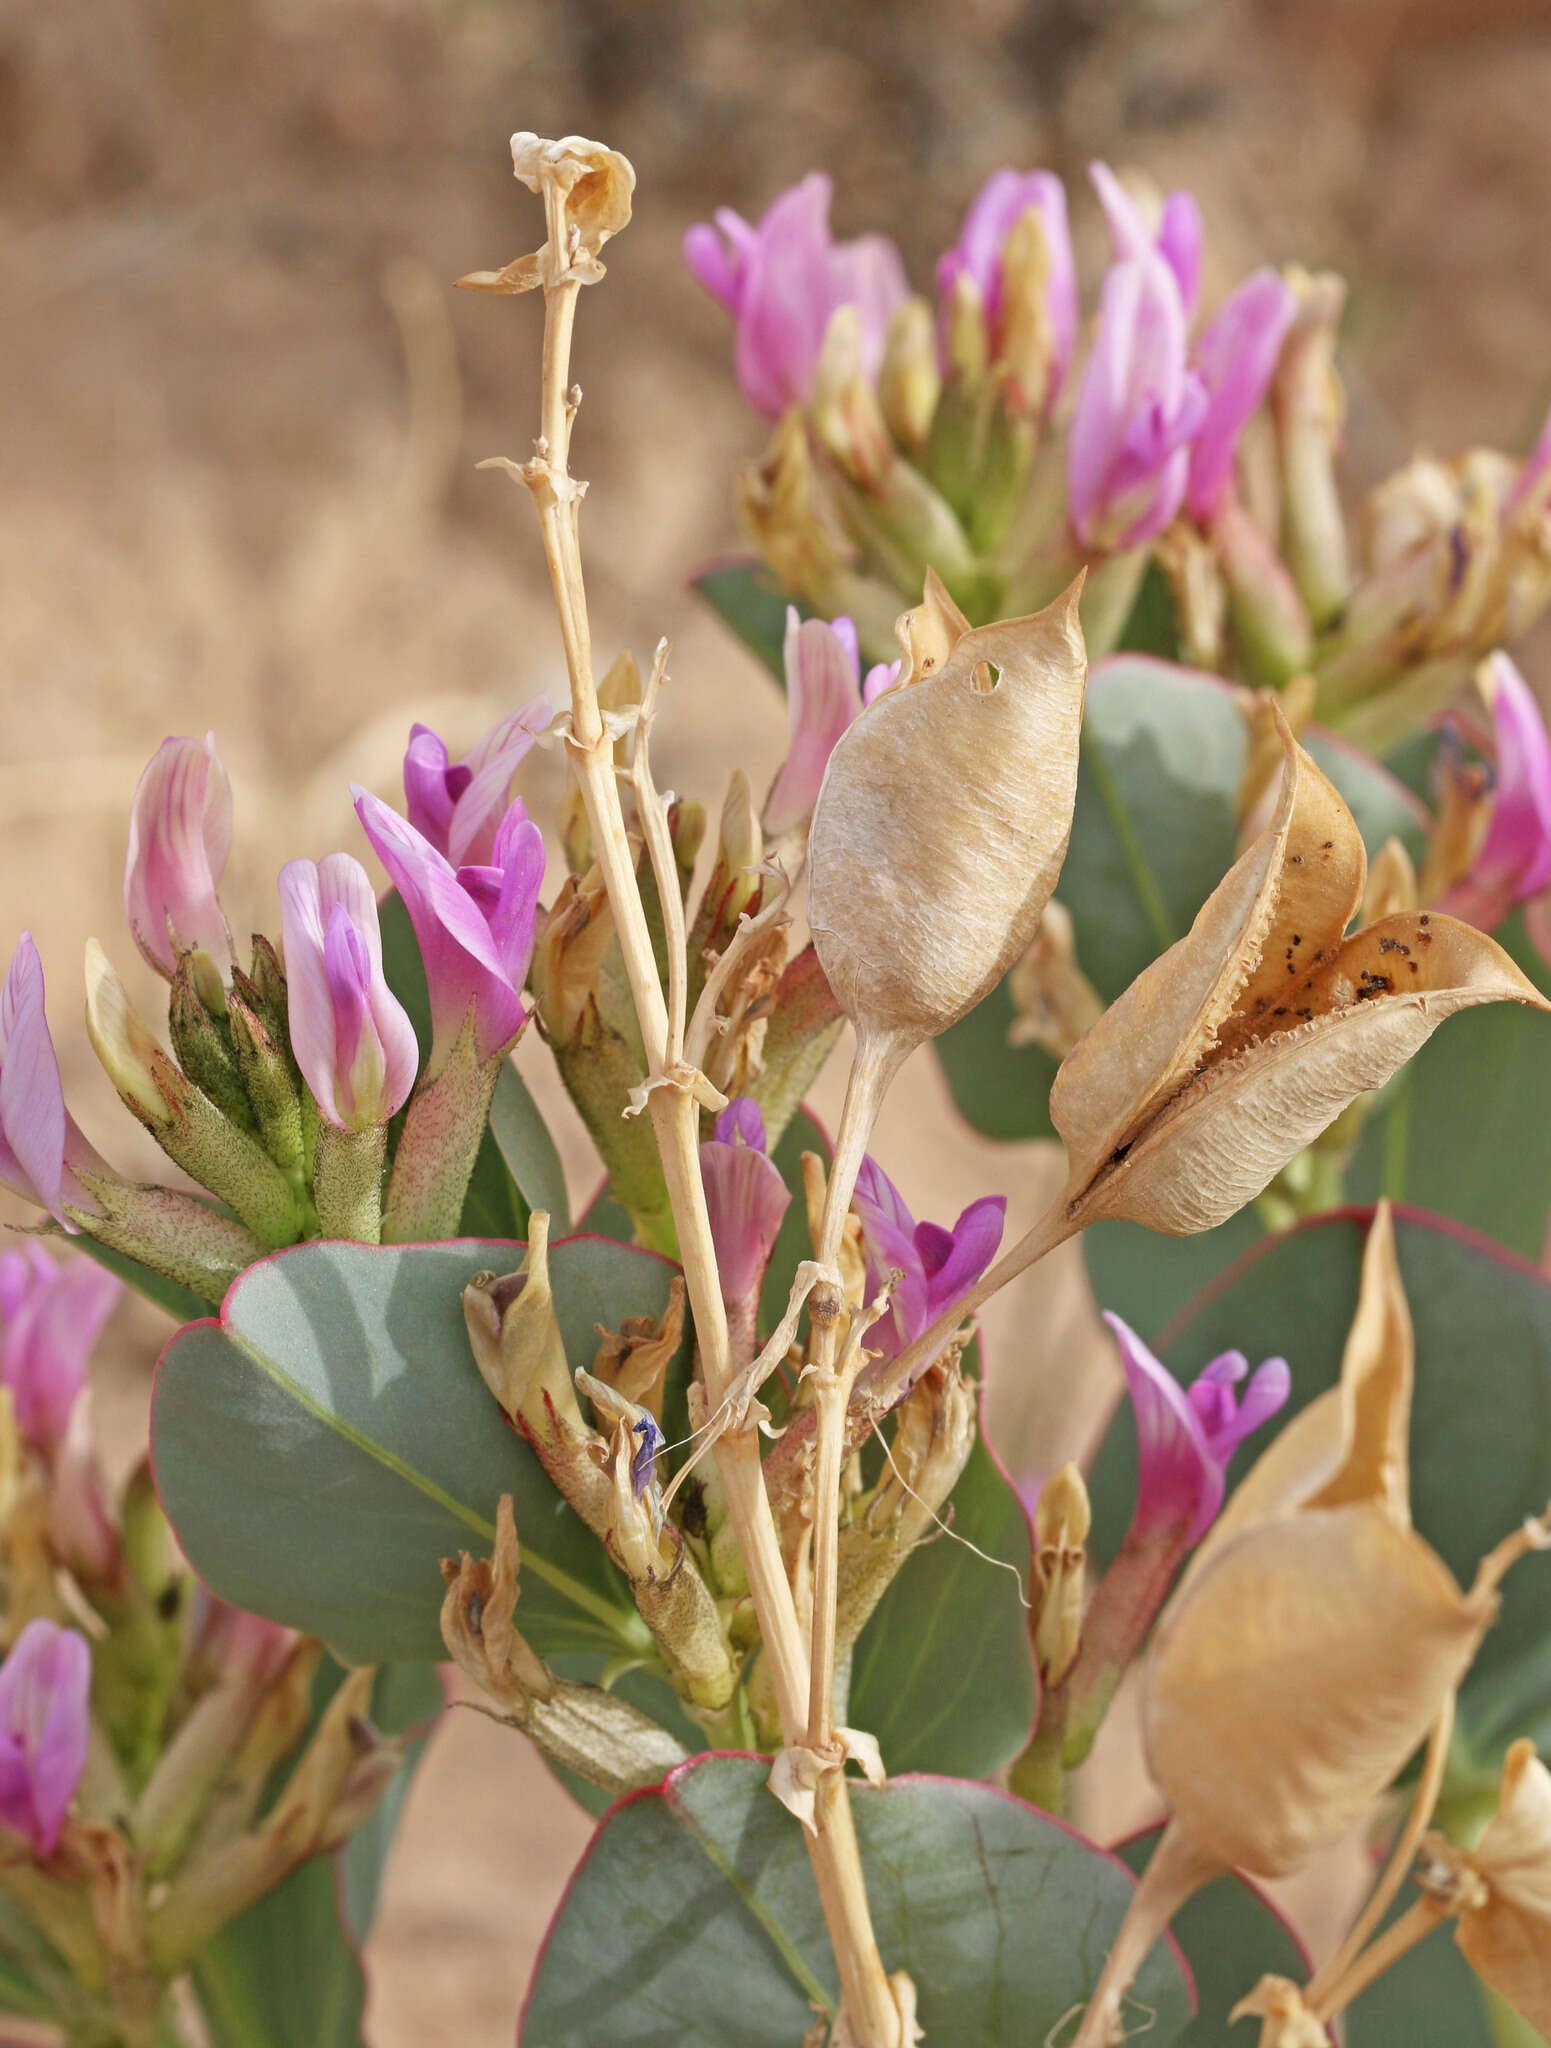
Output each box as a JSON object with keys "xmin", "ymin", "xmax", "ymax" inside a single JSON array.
[
  {"xmin": 1450, "ymin": 1739, "xmax": 1551, "ymax": 2034},
  {"xmin": 1141, "ymin": 1207, "xmax": 1504, "ymax": 1878},
  {"xmin": 1051, "ymin": 710, "xmax": 1549, "ymax": 1236},
  {"xmin": 806, "ymin": 577, "xmax": 1088, "ymax": 1078}
]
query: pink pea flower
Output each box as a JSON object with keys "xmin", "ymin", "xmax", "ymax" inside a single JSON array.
[
  {"xmin": 1089, "ymin": 162, "xmax": 1204, "ymax": 317},
  {"xmin": 684, "ymin": 173, "xmax": 909, "ymax": 419},
  {"xmin": 123, "ymin": 734, "xmax": 235, "ymax": 982},
  {"xmin": 699, "ymin": 1098, "xmax": 791, "ymax": 1308},
  {"xmin": 936, "ymin": 168, "xmax": 1078, "ymax": 403},
  {"xmin": 1441, "ymin": 654, "xmax": 1551, "ymax": 947},
  {"xmin": 1061, "ymin": 1313, "xmax": 1289, "ymax": 1758},
  {"xmin": 0, "ymin": 1620, "xmax": 91, "ymax": 1857},
  {"xmin": 1105, "ymin": 1312, "xmax": 1289, "ymax": 1548},
  {"xmin": 1068, "ymin": 252, "xmax": 1208, "ymax": 551},
  {"xmin": 402, "ymin": 699, "xmax": 552, "ymax": 870},
  {"xmin": 277, "ymin": 855, "xmax": 418, "ymax": 1132},
  {"xmin": 1185, "ymin": 269, "xmax": 1298, "ymax": 523},
  {"xmin": 0, "ymin": 1246, "xmax": 119, "ymax": 1456},
  {"xmin": 852, "ymin": 1156, "xmax": 1006, "ymax": 1367},
  {"xmin": 353, "ymin": 789, "xmax": 545, "ymax": 1074},
  {"xmin": 764, "ymin": 611, "xmax": 866, "ymax": 838},
  {"xmin": 0, "ymin": 936, "xmax": 109, "ymax": 1233}
]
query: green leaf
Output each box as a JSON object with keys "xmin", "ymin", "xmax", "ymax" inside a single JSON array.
[
  {"xmin": 79, "ymin": 1233, "xmax": 211, "ymax": 1325},
  {"xmin": 932, "ymin": 666, "xmax": 1438, "ymax": 1148},
  {"xmin": 0, "ymin": 1895, "xmax": 62, "ymax": 2019},
  {"xmin": 489, "ymin": 1061, "xmax": 572, "ymax": 1236},
  {"xmin": 194, "ymin": 1858, "xmax": 367, "ymax": 2048},
  {"xmin": 521, "ymin": 1754, "xmax": 1193, "ymax": 2046},
  {"xmin": 1086, "ymin": 1210, "xmax": 1551, "ymax": 1720},
  {"xmin": 1114, "ymin": 1825, "xmax": 1309, "ymax": 2044},
  {"xmin": 691, "ymin": 559, "xmax": 799, "ymax": 681},
  {"xmin": 757, "ymin": 1106, "xmax": 826, "ymax": 1349},
  {"xmin": 847, "ymin": 1396, "xmax": 1037, "ymax": 1781},
  {"xmin": 1082, "ymin": 1210, "xmax": 1266, "ymax": 1353},
  {"xmin": 1114, "ymin": 559, "xmax": 1183, "ymax": 661},
  {"xmin": 1346, "ymin": 911, "xmax": 1551, "ymax": 1259},
  {"xmin": 934, "ymin": 657, "xmax": 1246, "ymax": 1142},
  {"xmin": 151, "ymin": 1235, "xmax": 688, "ymax": 1667},
  {"xmin": 1344, "ymin": 1881, "xmax": 1496, "ymax": 2046}
]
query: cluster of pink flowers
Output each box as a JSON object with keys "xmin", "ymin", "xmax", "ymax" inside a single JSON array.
[
  {"xmin": 0, "ymin": 701, "xmax": 551, "ymax": 1223},
  {"xmin": 686, "ymin": 159, "xmax": 1296, "ymax": 554}
]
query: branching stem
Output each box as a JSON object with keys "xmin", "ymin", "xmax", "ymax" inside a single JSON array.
[{"xmin": 508, "ymin": 168, "xmax": 903, "ymax": 2048}]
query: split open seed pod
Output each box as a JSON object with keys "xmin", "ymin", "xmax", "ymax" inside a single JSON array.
[
  {"xmin": 806, "ymin": 575, "xmax": 1088, "ymax": 1070},
  {"xmin": 1050, "ymin": 708, "xmax": 1550, "ymax": 1235},
  {"xmin": 1451, "ymin": 1739, "xmax": 1551, "ymax": 2035},
  {"xmin": 1140, "ymin": 1206, "xmax": 1512, "ymax": 1877}
]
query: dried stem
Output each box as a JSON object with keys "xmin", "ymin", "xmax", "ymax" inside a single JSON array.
[
  {"xmin": 1309, "ymin": 1896, "xmax": 1447, "ymax": 2022},
  {"xmin": 507, "ymin": 162, "xmax": 902, "ymax": 2048},
  {"xmin": 805, "ymin": 1029, "xmax": 907, "ymax": 1754}
]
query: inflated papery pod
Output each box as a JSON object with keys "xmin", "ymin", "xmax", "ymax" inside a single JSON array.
[
  {"xmin": 806, "ymin": 575, "xmax": 1088, "ymax": 1083},
  {"xmin": 1050, "ymin": 708, "xmax": 1549, "ymax": 1236},
  {"xmin": 1071, "ymin": 1206, "xmax": 1549, "ymax": 2048}
]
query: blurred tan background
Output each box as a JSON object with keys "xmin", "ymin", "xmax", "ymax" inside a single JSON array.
[{"xmin": 3, "ymin": 0, "xmax": 1551, "ymax": 2038}]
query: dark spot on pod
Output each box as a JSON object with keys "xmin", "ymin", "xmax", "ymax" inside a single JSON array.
[
  {"xmin": 1109, "ymin": 1140, "xmax": 1134, "ymax": 1166},
  {"xmin": 1291, "ymin": 935, "xmax": 1302, "ymax": 946},
  {"xmin": 1272, "ymin": 1006, "xmax": 1288, "ymax": 1017},
  {"xmin": 1408, "ymin": 960, "xmax": 1419, "ymax": 973},
  {"xmin": 1322, "ymin": 840, "xmax": 1334, "ymax": 849},
  {"xmin": 1290, "ymin": 853, "xmax": 1305, "ymax": 864},
  {"xmin": 1296, "ymin": 1006, "xmax": 1314, "ymax": 1020},
  {"xmin": 1419, "ymin": 913, "xmax": 1431, "ymax": 924}
]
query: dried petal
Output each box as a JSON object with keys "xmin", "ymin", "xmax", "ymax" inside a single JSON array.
[{"xmin": 1455, "ymin": 1741, "xmax": 1551, "ymax": 2034}]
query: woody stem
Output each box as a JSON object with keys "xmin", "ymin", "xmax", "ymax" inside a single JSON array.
[{"xmin": 515, "ymin": 189, "xmax": 903, "ymax": 2048}]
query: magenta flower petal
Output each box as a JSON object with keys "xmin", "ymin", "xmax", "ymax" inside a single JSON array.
[
  {"xmin": 0, "ymin": 1619, "xmax": 91, "ymax": 1856},
  {"xmin": 1090, "ymin": 164, "xmax": 1202, "ymax": 314},
  {"xmin": 123, "ymin": 734, "xmax": 235, "ymax": 981},
  {"xmin": 862, "ymin": 659, "xmax": 901, "ymax": 705},
  {"xmin": 403, "ymin": 699, "xmax": 551, "ymax": 870},
  {"xmin": 937, "ymin": 169, "xmax": 1078, "ymax": 400},
  {"xmin": 700, "ymin": 1098, "xmax": 791, "ymax": 1305},
  {"xmin": 1105, "ymin": 1312, "xmax": 1289, "ymax": 1547},
  {"xmin": 1442, "ymin": 653, "xmax": 1551, "ymax": 932},
  {"xmin": 685, "ymin": 174, "xmax": 908, "ymax": 419},
  {"xmin": 853, "ymin": 1157, "xmax": 1006, "ymax": 1363},
  {"xmin": 0, "ymin": 1247, "xmax": 119, "ymax": 1455},
  {"xmin": 1069, "ymin": 254, "xmax": 1207, "ymax": 549},
  {"xmin": 277, "ymin": 854, "xmax": 418, "ymax": 1130},
  {"xmin": 1186, "ymin": 268, "xmax": 1297, "ymax": 523},
  {"xmin": 354, "ymin": 787, "xmax": 542, "ymax": 1070},
  {"xmin": 764, "ymin": 612, "xmax": 866, "ymax": 837},
  {"xmin": 0, "ymin": 937, "xmax": 104, "ymax": 1232}
]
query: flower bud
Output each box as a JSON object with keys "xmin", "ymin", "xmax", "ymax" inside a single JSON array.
[
  {"xmin": 699, "ymin": 1099, "xmax": 791, "ymax": 1315},
  {"xmin": 0, "ymin": 936, "xmax": 112, "ymax": 1232},
  {"xmin": 1031, "ymin": 1463, "xmax": 1090, "ymax": 1690},
  {"xmin": 167, "ymin": 954, "xmax": 255, "ymax": 1133},
  {"xmin": 1271, "ymin": 268, "xmax": 1350, "ymax": 628},
  {"xmin": 590, "ymin": 1277, "xmax": 685, "ymax": 1424},
  {"xmin": 84, "ymin": 941, "xmax": 303, "ymax": 1249},
  {"xmin": 276, "ymin": 856, "xmax": 417, "ymax": 1134},
  {"xmin": 811, "ymin": 305, "xmax": 893, "ymax": 492},
  {"xmin": 0, "ymin": 1247, "xmax": 118, "ymax": 1459},
  {"xmin": 462, "ymin": 1219, "xmax": 609, "ymax": 1537},
  {"xmin": 1213, "ymin": 497, "xmax": 1314, "ymax": 688},
  {"xmin": 764, "ymin": 612, "xmax": 866, "ymax": 842},
  {"xmin": 123, "ymin": 733, "xmax": 235, "ymax": 985},
  {"xmin": 877, "ymin": 297, "xmax": 940, "ymax": 453},
  {"xmin": 0, "ymin": 1619, "xmax": 91, "ymax": 1855}
]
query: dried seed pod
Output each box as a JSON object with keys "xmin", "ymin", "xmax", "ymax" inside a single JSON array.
[
  {"xmin": 1051, "ymin": 709, "xmax": 1550, "ymax": 1236},
  {"xmin": 1140, "ymin": 1208, "xmax": 1507, "ymax": 1878},
  {"xmin": 806, "ymin": 578, "xmax": 1088, "ymax": 1066}
]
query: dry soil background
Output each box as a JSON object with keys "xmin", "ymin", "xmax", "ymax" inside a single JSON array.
[{"xmin": 3, "ymin": 0, "xmax": 1551, "ymax": 2039}]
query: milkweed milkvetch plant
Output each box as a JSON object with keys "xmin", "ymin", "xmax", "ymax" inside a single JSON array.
[{"xmin": 4, "ymin": 129, "xmax": 1551, "ymax": 2047}]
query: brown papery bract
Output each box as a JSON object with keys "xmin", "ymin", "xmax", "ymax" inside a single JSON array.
[
  {"xmin": 1452, "ymin": 1740, "xmax": 1551, "ymax": 2035},
  {"xmin": 1141, "ymin": 1206, "xmax": 1496, "ymax": 1878},
  {"xmin": 807, "ymin": 576, "xmax": 1088, "ymax": 1062},
  {"xmin": 1051, "ymin": 709, "xmax": 1549, "ymax": 1235}
]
